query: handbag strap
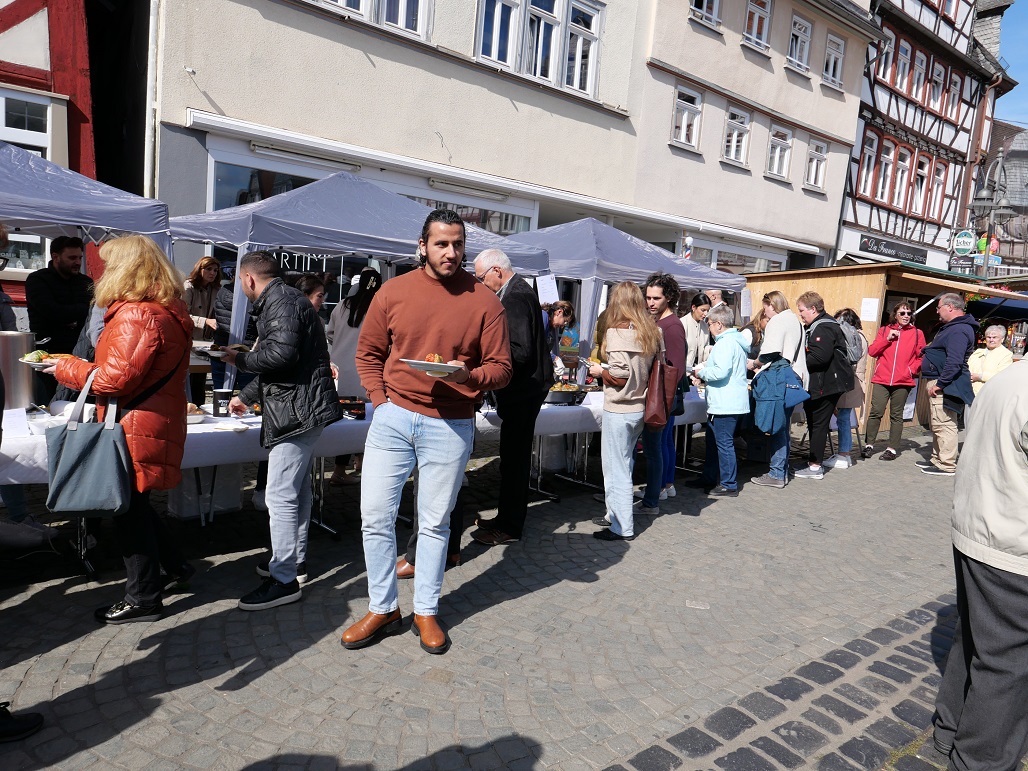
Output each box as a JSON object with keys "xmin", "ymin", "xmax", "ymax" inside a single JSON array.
[
  {"xmin": 122, "ymin": 350, "xmax": 189, "ymax": 412},
  {"xmin": 67, "ymin": 369, "xmax": 100, "ymax": 429}
]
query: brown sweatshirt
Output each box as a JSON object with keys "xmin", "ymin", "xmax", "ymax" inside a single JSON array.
[{"xmin": 356, "ymin": 267, "xmax": 512, "ymax": 419}]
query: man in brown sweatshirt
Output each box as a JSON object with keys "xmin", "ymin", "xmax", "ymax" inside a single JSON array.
[{"xmin": 341, "ymin": 209, "xmax": 512, "ymax": 655}]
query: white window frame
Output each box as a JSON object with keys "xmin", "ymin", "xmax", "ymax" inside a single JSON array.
[
  {"xmin": 672, "ymin": 86, "xmax": 703, "ymax": 150},
  {"xmin": 929, "ymin": 62, "xmax": 946, "ymax": 112},
  {"xmin": 766, "ymin": 124, "xmax": 792, "ymax": 178},
  {"xmin": 911, "ymin": 154, "xmax": 931, "ymax": 216},
  {"xmin": 877, "ymin": 29, "xmax": 895, "ymax": 81},
  {"xmin": 911, "ymin": 51, "xmax": 927, "ymax": 101},
  {"xmin": 947, "ymin": 72, "xmax": 961, "ymax": 120},
  {"xmin": 301, "ymin": 1, "xmax": 424, "ymax": 37},
  {"xmin": 723, "ymin": 106, "xmax": 750, "ymax": 164},
  {"xmin": 822, "ymin": 34, "xmax": 845, "ymax": 87},
  {"xmin": 859, "ymin": 133, "xmax": 877, "ymax": 197},
  {"xmin": 875, "ymin": 140, "xmax": 895, "ymax": 202},
  {"xmin": 478, "ymin": 0, "xmax": 520, "ymax": 66},
  {"xmin": 892, "ymin": 147, "xmax": 911, "ymax": 209},
  {"xmin": 805, "ymin": 138, "xmax": 828, "ymax": 189},
  {"xmin": 932, "ymin": 163, "xmax": 947, "ymax": 220},
  {"xmin": 690, "ymin": 0, "xmax": 721, "ymax": 27},
  {"xmin": 524, "ymin": 0, "xmax": 560, "ymax": 82},
  {"xmin": 382, "ymin": 0, "xmax": 422, "ymax": 33},
  {"xmin": 895, "ymin": 41, "xmax": 911, "ymax": 91},
  {"xmin": 744, "ymin": 0, "xmax": 772, "ymax": 49},
  {"xmin": 787, "ymin": 16, "xmax": 812, "ymax": 71},
  {"xmin": 564, "ymin": 1, "xmax": 600, "ymax": 93}
]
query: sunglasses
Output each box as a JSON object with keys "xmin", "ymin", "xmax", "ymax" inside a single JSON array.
[{"xmin": 896, "ymin": 311, "xmax": 912, "ymax": 316}]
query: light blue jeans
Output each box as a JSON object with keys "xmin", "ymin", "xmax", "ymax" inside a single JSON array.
[
  {"xmin": 266, "ymin": 425, "xmax": 324, "ymax": 584},
  {"xmin": 836, "ymin": 408, "xmax": 854, "ymax": 455},
  {"xmin": 0, "ymin": 485, "xmax": 28, "ymax": 522},
  {"xmin": 360, "ymin": 402, "xmax": 474, "ymax": 616},
  {"xmin": 601, "ymin": 410, "xmax": 645, "ymax": 538}
]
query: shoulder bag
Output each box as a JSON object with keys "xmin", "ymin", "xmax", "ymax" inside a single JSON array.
[
  {"xmin": 644, "ymin": 337, "xmax": 682, "ymax": 431},
  {"xmin": 783, "ymin": 332, "xmax": 809, "ymax": 409}
]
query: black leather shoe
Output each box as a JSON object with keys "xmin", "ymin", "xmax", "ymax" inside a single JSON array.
[
  {"xmin": 95, "ymin": 600, "xmax": 164, "ymax": 625},
  {"xmin": 593, "ymin": 528, "xmax": 635, "ymax": 541},
  {"xmin": 0, "ymin": 702, "xmax": 43, "ymax": 742},
  {"xmin": 860, "ymin": 445, "xmax": 875, "ymax": 459},
  {"xmin": 592, "ymin": 516, "xmax": 611, "ymax": 527}
]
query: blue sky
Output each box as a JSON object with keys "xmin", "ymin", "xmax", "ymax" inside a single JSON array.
[{"xmin": 997, "ymin": 2, "xmax": 1028, "ymax": 127}]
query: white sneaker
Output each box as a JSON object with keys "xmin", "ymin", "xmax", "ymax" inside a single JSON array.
[
  {"xmin": 823, "ymin": 455, "xmax": 852, "ymax": 470},
  {"xmin": 253, "ymin": 489, "xmax": 268, "ymax": 512},
  {"xmin": 634, "ymin": 489, "xmax": 668, "ymax": 501},
  {"xmin": 664, "ymin": 485, "xmax": 677, "ymax": 498},
  {"xmin": 793, "ymin": 465, "xmax": 825, "ymax": 480}
]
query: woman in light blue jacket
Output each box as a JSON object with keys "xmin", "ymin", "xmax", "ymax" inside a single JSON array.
[{"xmin": 691, "ymin": 304, "xmax": 750, "ymax": 496}]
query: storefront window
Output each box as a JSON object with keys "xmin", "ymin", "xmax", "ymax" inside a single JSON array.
[
  {"xmin": 716, "ymin": 250, "xmax": 782, "ymax": 274},
  {"xmin": 407, "ymin": 197, "xmax": 531, "ymax": 235},
  {"xmin": 0, "ymin": 234, "xmax": 46, "ymax": 270},
  {"xmin": 213, "ymin": 162, "xmax": 315, "ymax": 211}
]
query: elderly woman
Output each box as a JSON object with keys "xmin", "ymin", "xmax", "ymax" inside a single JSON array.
[
  {"xmin": 49, "ymin": 235, "xmax": 194, "ymax": 624},
  {"xmin": 587, "ymin": 282, "xmax": 659, "ymax": 541},
  {"xmin": 968, "ymin": 325, "xmax": 1014, "ymax": 395},
  {"xmin": 682, "ymin": 292, "xmax": 712, "ymax": 371},
  {"xmin": 691, "ymin": 304, "xmax": 750, "ymax": 497}
]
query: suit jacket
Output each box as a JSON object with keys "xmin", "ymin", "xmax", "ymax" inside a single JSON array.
[{"xmin": 495, "ymin": 274, "xmax": 552, "ymax": 406}]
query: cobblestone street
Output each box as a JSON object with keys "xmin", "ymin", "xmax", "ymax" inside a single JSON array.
[{"xmin": 0, "ymin": 429, "xmax": 963, "ymax": 770}]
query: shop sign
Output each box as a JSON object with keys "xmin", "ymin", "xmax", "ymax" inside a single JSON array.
[
  {"xmin": 949, "ymin": 255, "xmax": 975, "ymax": 270},
  {"xmin": 858, "ymin": 234, "xmax": 928, "ymax": 264},
  {"xmin": 951, "ymin": 230, "xmax": 975, "ymax": 256},
  {"xmin": 973, "ymin": 254, "xmax": 1002, "ymax": 267}
]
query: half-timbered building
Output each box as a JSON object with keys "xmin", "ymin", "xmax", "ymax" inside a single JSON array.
[{"xmin": 838, "ymin": 0, "xmax": 1015, "ymax": 270}]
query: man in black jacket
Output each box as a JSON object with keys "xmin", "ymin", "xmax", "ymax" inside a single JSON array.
[
  {"xmin": 795, "ymin": 291, "xmax": 853, "ymax": 480},
  {"xmin": 224, "ymin": 251, "xmax": 344, "ymax": 611},
  {"xmin": 470, "ymin": 250, "xmax": 553, "ymax": 546}
]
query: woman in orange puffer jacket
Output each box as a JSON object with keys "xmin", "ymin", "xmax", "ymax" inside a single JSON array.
[{"xmin": 51, "ymin": 235, "xmax": 194, "ymax": 624}]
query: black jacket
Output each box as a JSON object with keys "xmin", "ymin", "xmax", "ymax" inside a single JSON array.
[
  {"xmin": 25, "ymin": 266, "xmax": 93, "ymax": 353},
  {"xmin": 212, "ymin": 285, "xmax": 258, "ymax": 348},
  {"xmin": 236, "ymin": 279, "xmax": 344, "ymax": 447},
  {"xmin": 495, "ymin": 274, "xmax": 553, "ymax": 406},
  {"xmin": 804, "ymin": 313, "xmax": 854, "ymax": 398}
]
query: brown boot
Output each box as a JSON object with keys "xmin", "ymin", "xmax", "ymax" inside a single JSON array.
[
  {"xmin": 412, "ymin": 614, "xmax": 450, "ymax": 654},
  {"xmin": 396, "ymin": 557, "xmax": 415, "ymax": 580},
  {"xmin": 340, "ymin": 609, "xmax": 402, "ymax": 650}
]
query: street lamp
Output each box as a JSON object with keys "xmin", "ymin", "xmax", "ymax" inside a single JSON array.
[{"xmin": 970, "ymin": 146, "xmax": 1016, "ymax": 277}]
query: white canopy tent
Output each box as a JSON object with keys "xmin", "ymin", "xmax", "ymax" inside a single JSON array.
[
  {"xmin": 508, "ymin": 218, "xmax": 746, "ymax": 354},
  {"xmin": 0, "ymin": 142, "xmax": 172, "ymax": 255},
  {"xmin": 169, "ymin": 171, "xmax": 549, "ymax": 387}
]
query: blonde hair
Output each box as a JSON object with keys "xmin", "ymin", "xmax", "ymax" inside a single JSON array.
[
  {"xmin": 600, "ymin": 281, "xmax": 661, "ymax": 359},
  {"xmin": 93, "ymin": 235, "xmax": 184, "ymax": 308},
  {"xmin": 762, "ymin": 290, "xmax": 789, "ymax": 314}
]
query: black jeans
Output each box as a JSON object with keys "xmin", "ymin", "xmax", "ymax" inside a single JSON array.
[
  {"xmin": 112, "ymin": 490, "xmax": 185, "ymax": 606},
  {"xmin": 491, "ymin": 396, "xmax": 544, "ymax": 540},
  {"xmin": 803, "ymin": 393, "xmax": 842, "ymax": 465}
]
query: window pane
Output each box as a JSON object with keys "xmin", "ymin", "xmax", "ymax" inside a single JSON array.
[
  {"xmin": 483, "ymin": 0, "xmax": 496, "ymax": 54},
  {"xmin": 531, "ymin": 0, "xmax": 556, "ymax": 12},
  {"xmin": 404, "ymin": 0, "xmax": 418, "ymax": 30},
  {"xmin": 571, "ymin": 5, "xmax": 594, "ymax": 29},
  {"xmin": 385, "ymin": 0, "xmax": 399, "ymax": 24},
  {"xmin": 5, "ymin": 99, "xmax": 47, "ymax": 133}
]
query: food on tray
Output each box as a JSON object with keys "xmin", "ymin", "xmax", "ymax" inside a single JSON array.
[
  {"xmin": 550, "ymin": 383, "xmax": 580, "ymax": 392},
  {"xmin": 186, "ymin": 403, "xmax": 205, "ymax": 415},
  {"xmin": 425, "ymin": 353, "xmax": 445, "ymax": 363},
  {"xmin": 22, "ymin": 350, "xmax": 72, "ymax": 363}
]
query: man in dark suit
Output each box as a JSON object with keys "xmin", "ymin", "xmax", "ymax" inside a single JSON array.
[{"xmin": 470, "ymin": 250, "xmax": 553, "ymax": 546}]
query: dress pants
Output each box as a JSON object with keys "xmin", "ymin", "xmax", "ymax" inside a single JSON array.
[
  {"xmin": 491, "ymin": 395, "xmax": 544, "ymax": 539},
  {"xmin": 865, "ymin": 383, "xmax": 911, "ymax": 449},
  {"xmin": 927, "ymin": 380, "xmax": 960, "ymax": 472},
  {"xmin": 934, "ymin": 547, "xmax": 1028, "ymax": 770},
  {"xmin": 804, "ymin": 393, "xmax": 842, "ymax": 465}
]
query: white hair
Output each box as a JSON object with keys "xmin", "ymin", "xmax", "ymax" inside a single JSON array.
[
  {"xmin": 707, "ymin": 304, "xmax": 735, "ymax": 327},
  {"xmin": 985, "ymin": 324, "xmax": 1007, "ymax": 340},
  {"xmin": 474, "ymin": 249, "xmax": 512, "ymax": 273}
]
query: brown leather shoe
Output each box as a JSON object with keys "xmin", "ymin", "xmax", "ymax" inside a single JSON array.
[
  {"xmin": 396, "ymin": 557, "xmax": 415, "ymax": 580},
  {"xmin": 475, "ymin": 514, "xmax": 498, "ymax": 528},
  {"xmin": 412, "ymin": 614, "xmax": 450, "ymax": 654},
  {"xmin": 340, "ymin": 609, "xmax": 402, "ymax": 650},
  {"xmin": 470, "ymin": 527, "xmax": 518, "ymax": 546},
  {"xmin": 447, "ymin": 554, "xmax": 461, "ymax": 568}
]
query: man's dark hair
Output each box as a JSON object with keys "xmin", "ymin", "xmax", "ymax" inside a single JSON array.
[
  {"xmin": 644, "ymin": 273, "xmax": 681, "ymax": 310},
  {"xmin": 239, "ymin": 250, "xmax": 282, "ymax": 280},
  {"xmin": 420, "ymin": 208, "xmax": 466, "ymax": 246},
  {"xmin": 50, "ymin": 236, "xmax": 84, "ymax": 256}
]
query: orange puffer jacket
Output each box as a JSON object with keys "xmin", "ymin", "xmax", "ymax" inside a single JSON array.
[{"xmin": 56, "ymin": 299, "xmax": 194, "ymax": 493}]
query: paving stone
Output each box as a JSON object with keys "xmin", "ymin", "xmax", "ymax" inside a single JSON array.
[
  {"xmin": 811, "ymin": 695, "xmax": 866, "ymax": 724},
  {"xmin": 714, "ymin": 747, "xmax": 777, "ymax": 771},
  {"xmin": 887, "ymin": 654, "xmax": 930, "ymax": 673},
  {"xmin": 771, "ymin": 721, "xmax": 828, "ymax": 757},
  {"xmin": 838, "ymin": 736, "xmax": 890, "ymax": 770},
  {"xmin": 892, "ymin": 699, "xmax": 934, "ymax": 730},
  {"xmin": 895, "ymin": 757, "xmax": 939, "ymax": 771},
  {"xmin": 865, "ymin": 628, "xmax": 902, "ymax": 645},
  {"xmin": 738, "ymin": 692, "xmax": 787, "ymax": 721},
  {"xmin": 801, "ymin": 708, "xmax": 842, "ymax": 735},
  {"xmin": 864, "ymin": 716, "xmax": 917, "ymax": 749},
  {"xmin": 703, "ymin": 707, "xmax": 757, "ymax": 741},
  {"xmin": 666, "ymin": 727, "xmax": 722, "ymax": 758},
  {"xmin": 817, "ymin": 753, "xmax": 862, "ymax": 771},
  {"xmin": 833, "ymin": 684, "xmax": 879, "ymax": 710},
  {"xmin": 887, "ymin": 618, "xmax": 920, "ymax": 635},
  {"xmin": 910, "ymin": 684, "xmax": 938, "ymax": 705},
  {"xmin": 822, "ymin": 649, "xmax": 862, "ymax": 670},
  {"xmin": 749, "ymin": 736, "xmax": 804, "ymax": 769},
  {"xmin": 627, "ymin": 745, "xmax": 683, "ymax": 771},
  {"xmin": 844, "ymin": 639, "xmax": 879, "ymax": 657},
  {"xmin": 867, "ymin": 662, "xmax": 915, "ymax": 684},
  {"xmin": 794, "ymin": 662, "xmax": 844, "ymax": 685},
  {"xmin": 906, "ymin": 608, "xmax": 936, "ymax": 626},
  {"xmin": 765, "ymin": 677, "xmax": 814, "ymax": 702},
  {"xmin": 922, "ymin": 673, "xmax": 943, "ymax": 688}
]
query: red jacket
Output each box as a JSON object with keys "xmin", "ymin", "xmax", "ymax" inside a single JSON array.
[
  {"xmin": 867, "ymin": 323, "xmax": 926, "ymax": 387},
  {"xmin": 56, "ymin": 300, "xmax": 193, "ymax": 492}
]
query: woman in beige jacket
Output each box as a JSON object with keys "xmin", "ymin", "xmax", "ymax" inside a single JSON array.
[{"xmin": 967, "ymin": 324, "xmax": 1014, "ymax": 395}]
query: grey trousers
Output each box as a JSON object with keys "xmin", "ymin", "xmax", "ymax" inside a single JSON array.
[{"xmin": 934, "ymin": 547, "xmax": 1028, "ymax": 770}]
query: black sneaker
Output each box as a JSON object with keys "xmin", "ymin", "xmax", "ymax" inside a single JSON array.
[
  {"xmin": 860, "ymin": 444, "xmax": 875, "ymax": 459},
  {"xmin": 591, "ymin": 516, "xmax": 611, "ymax": 527},
  {"xmin": 709, "ymin": 485, "xmax": 739, "ymax": 497},
  {"xmin": 95, "ymin": 600, "xmax": 164, "ymax": 625},
  {"xmin": 593, "ymin": 529, "xmax": 635, "ymax": 541},
  {"xmin": 256, "ymin": 559, "xmax": 308, "ymax": 585},
  {"xmin": 921, "ymin": 464, "xmax": 955, "ymax": 476},
  {"xmin": 0, "ymin": 702, "xmax": 43, "ymax": 743},
  {"xmin": 915, "ymin": 459, "xmax": 934, "ymax": 468},
  {"xmin": 238, "ymin": 577, "xmax": 301, "ymax": 611}
]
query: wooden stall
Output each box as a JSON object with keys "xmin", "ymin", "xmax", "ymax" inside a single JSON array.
[{"xmin": 743, "ymin": 261, "xmax": 1028, "ymax": 430}]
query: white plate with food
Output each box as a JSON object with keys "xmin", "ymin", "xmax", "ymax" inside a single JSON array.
[
  {"xmin": 400, "ymin": 358, "xmax": 462, "ymax": 377},
  {"xmin": 20, "ymin": 351, "xmax": 71, "ymax": 370}
]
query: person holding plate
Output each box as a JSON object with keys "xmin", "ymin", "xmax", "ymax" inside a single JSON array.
[{"xmin": 341, "ymin": 209, "xmax": 511, "ymax": 655}]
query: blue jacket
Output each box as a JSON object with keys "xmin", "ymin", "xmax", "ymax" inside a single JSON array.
[
  {"xmin": 699, "ymin": 328, "xmax": 750, "ymax": 415},
  {"xmin": 921, "ymin": 313, "xmax": 978, "ymax": 389},
  {"xmin": 752, "ymin": 358, "xmax": 792, "ymax": 434},
  {"xmin": 922, "ymin": 346, "xmax": 975, "ymax": 411}
]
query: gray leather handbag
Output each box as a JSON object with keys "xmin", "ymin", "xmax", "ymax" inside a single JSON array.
[{"xmin": 45, "ymin": 370, "xmax": 132, "ymax": 518}]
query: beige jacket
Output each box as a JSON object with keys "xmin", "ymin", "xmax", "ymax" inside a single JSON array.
[
  {"xmin": 759, "ymin": 309, "xmax": 809, "ymax": 389},
  {"xmin": 602, "ymin": 326, "xmax": 655, "ymax": 414},
  {"xmin": 967, "ymin": 345, "xmax": 1014, "ymax": 395},
  {"xmin": 953, "ymin": 360, "xmax": 1028, "ymax": 576},
  {"xmin": 681, "ymin": 312, "xmax": 710, "ymax": 371}
]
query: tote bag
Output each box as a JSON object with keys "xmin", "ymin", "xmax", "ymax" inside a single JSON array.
[
  {"xmin": 46, "ymin": 370, "xmax": 132, "ymax": 518},
  {"xmin": 644, "ymin": 339, "xmax": 682, "ymax": 431}
]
